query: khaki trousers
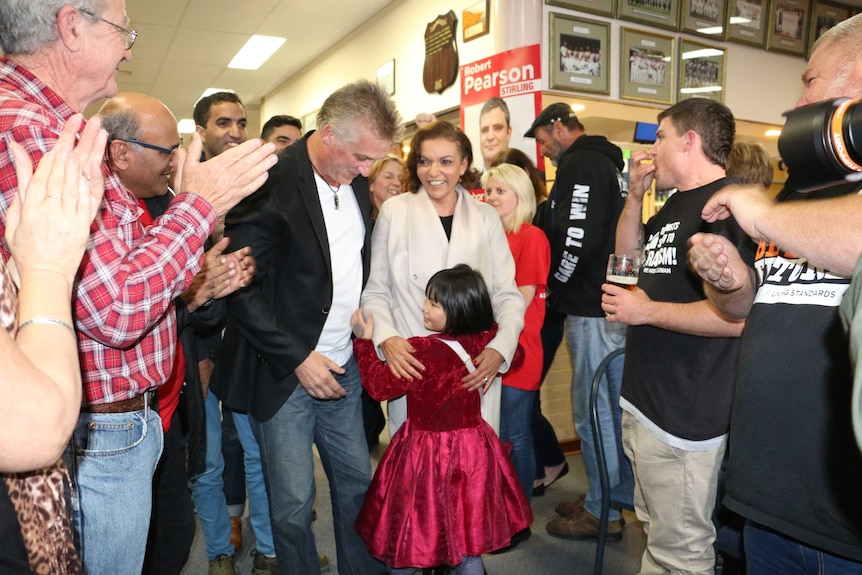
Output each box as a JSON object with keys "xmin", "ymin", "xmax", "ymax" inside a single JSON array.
[{"xmin": 621, "ymin": 411, "xmax": 725, "ymax": 575}]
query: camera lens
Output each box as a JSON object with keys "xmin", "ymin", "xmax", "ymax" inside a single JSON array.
[{"xmin": 779, "ymin": 97, "xmax": 862, "ymax": 193}]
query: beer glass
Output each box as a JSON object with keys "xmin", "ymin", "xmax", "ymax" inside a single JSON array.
[{"xmin": 606, "ymin": 254, "xmax": 640, "ymax": 291}]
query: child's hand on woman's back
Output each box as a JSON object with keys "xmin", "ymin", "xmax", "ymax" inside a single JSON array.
[{"xmin": 351, "ymin": 308, "xmax": 374, "ymax": 339}]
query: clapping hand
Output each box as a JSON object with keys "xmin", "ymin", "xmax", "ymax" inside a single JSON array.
[{"xmin": 6, "ymin": 114, "xmax": 107, "ymax": 285}]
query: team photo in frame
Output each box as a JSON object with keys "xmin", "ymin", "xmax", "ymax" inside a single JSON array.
[
  {"xmin": 726, "ymin": 0, "xmax": 769, "ymax": 46},
  {"xmin": 678, "ymin": 39, "xmax": 726, "ymax": 102},
  {"xmin": 807, "ymin": 2, "xmax": 849, "ymax": 57},
  {"xmin": 546, "ymin": 0, "xmax": 616, "ymax": 18},
  {"xmin": 617, "ymin": 0, "xmax": 681, "ymax": 31},
  {"xmin": 766, "ymin": 0, "xmax": 810, "ymax": 55},
  {"xmin": 681, "ymin": 0, "xmax": 728, "ymax": 39},
  {"xmin": 549, "ymin": 13, "xmax": 611, "ymax": 94},
  {"xmin": 620, "ymin": 27, "xmax": 675, "ymax": 104}
]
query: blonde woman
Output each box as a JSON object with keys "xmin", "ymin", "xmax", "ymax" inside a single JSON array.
[
  {"xmin": 483, "ymin": 164, "xmax": 550, "ymax": 507},
  {"xmin": 368, "ymin": 154, "xmax": 405, "ymax": 220}
]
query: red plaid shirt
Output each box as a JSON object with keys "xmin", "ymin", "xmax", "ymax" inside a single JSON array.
[{"xmin": 0, "ymin": 58, "xmax": 217, "ymax": 405}]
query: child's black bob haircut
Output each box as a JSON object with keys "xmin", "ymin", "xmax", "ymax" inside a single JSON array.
[{"xmin": 425, "ymin": 264, "xmax": 495, "ymax": 336}]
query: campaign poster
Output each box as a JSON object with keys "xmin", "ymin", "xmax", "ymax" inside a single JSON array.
[{"xmin": 460, "ymin": 44, "xmax": 545, "ymax": 174}]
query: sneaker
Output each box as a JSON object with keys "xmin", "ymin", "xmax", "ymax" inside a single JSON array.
[
  {"xmin": 252, "ymin": 550, "xmax": 280, "ymax": 575},
  {"xmin": 546, "ymin": 512, "xmax": 622, "ymax": 541},
  {"xmin": 229, "ymin": 516, "xmax": 243, "ymax": 554},
  {"xmin": 319, "ymin": 553, "xmax": 331, "ymax": 572},
  {"xmin": 208, "ymin": 554, "xmax": 237, "ymax": 575},
  {"xmin": 554, "ymin": 494, "xmax": 586, "ymax": 517}
]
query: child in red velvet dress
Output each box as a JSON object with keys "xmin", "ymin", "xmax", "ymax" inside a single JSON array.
[{"xmin": 351, "ymin": 264, "xmax": 532, "ymax": 575}]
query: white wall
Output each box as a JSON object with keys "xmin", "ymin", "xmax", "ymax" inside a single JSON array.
[{"xmin": 262, "ymin": 0, "xmax": 806, "ymax": 129}]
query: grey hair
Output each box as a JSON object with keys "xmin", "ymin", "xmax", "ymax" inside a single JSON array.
[
  {"xmin": 317, "ymin": 80, "xmax": 403, "ymax": 145},
  {"xmin": 99, "ymin": 106, "xmax": 140, "ymax": 155},
  {"xmin": 0, "ymin": 0, "xmax": 106, "ymax": 55},
  {"xmin": 812, "ymin": 12, "xmax": 862, "ymax": 58}
]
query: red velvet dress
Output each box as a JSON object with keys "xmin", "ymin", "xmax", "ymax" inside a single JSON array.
[{"xmin": 353, "ymin": 329, "xmax": 533, "ymax": 568}]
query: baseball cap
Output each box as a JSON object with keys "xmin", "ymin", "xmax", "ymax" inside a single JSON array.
[{"xmin": 524, "ymin": 103, "xmax": 578, "ymax": 138}]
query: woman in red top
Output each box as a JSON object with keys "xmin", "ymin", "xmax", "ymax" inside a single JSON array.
[{"xmin": 483, "ymin": 164, "xmax": 551, "ymax": 502}]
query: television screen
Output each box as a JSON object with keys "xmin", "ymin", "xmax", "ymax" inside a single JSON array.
[{"xmin": 633, "ymin": 121, "xmax": 658, "ymax": 144}]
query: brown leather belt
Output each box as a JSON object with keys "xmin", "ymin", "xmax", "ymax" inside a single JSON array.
[{"xmin": 82, "ymin": 390, "xmax": 156, "ymax": 414}]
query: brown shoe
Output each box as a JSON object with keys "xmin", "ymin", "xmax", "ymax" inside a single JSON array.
[
  {"xmin": 546, "ymin": 512, "xmax": 622, "ymax": 541},
  {"xmin": 554, "ymin": 494, "xmax": 586, "ymax": 517},
  {"xmin": 229, "ymin": 516, "xmax": 243, "ymax": 554}
]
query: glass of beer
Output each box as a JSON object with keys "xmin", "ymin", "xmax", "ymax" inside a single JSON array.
[{"xmin": 606, "ymin": 254, "xmax": 640, "ymax": 291}]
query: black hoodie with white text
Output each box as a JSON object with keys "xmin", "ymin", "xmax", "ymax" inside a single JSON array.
[{"xmin": 536, "ymin": 134, "xmax": 628, "ymax": 317}]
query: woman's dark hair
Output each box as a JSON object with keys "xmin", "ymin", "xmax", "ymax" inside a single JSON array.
[
  {"xmin": 490, "ymin": 147, "xmax": 548, "ymax": 203},
  {"xmin": 406, "ymin": 121, "xmax": 481, "ymax": 192},
  {"xmin": 425, "ymin": 264, "xmax": 494, "ymax": 336}
]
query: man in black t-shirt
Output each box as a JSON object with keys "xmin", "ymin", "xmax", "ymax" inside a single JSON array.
[
  {"xmin": 604, "ymin": 98, "xmax": 752, "ymax": 575},
  {"xmin": 688, "ymin": 14, "xmax": 862, "ymax": 572}
]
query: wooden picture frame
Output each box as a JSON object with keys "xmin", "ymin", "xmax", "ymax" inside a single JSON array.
[
  {"xmin": 617, "ymin": 0, "xmax": 681, "ymax": 31},
  {"xmin": 678, "ymin": 39, "xmax": 726, "ymax": 102},
  {"xmin": 807, "ymin": 2, "xmax": 849, "ymax": 57},
  {"xmin": 766, "ymin": 0, "xmax": 810, "ymax": 55},
  {"xmin": 549, "ymin": 13, "xmax": 611, "ymax": 95},
  {"xmin": 620, "ymin": 27, "xmax": 675, "ymax": 104},
  {"xmin": 546, "ymin": 0, "xmax": 616, "ymax": 18},
  {"xmin": 726, "ymin": 0, "xmax": 769, "ymax": 46},
  {"xmin": 681, "ymin": 0, "xmax": 728, "ymax": 39},
  {"xmin": 462, "ymin": 0, "xmax": 490, "ymax": 42}
]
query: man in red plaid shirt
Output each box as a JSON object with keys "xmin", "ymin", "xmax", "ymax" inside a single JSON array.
[{"xmin": 0, "ymin": 1, "xmax": 277, "ymax": 573}]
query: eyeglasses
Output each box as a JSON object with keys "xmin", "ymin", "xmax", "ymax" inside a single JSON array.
[
  {"xmin": 80, "ymin": 9, "xmax": 138, "ymax": 50},
  {"xmin": 119, "ymin": 138, "xmax": 183, "ymax": 156}
]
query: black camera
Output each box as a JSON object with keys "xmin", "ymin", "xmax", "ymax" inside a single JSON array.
[{"xmin": 778, "ymin": 97, "xmax": 862, "ymax": 193}]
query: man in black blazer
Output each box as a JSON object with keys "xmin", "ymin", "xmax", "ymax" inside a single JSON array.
[{"xmin": 215, "ymin": 80, "xmax": 401, "ymax": 575}]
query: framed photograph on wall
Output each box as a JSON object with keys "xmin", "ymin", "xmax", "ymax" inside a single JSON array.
[
  {"xmin": 807, "ymin": 2, "xmax": 849, "ymax": 57},
  {"xmin": 678, "ymin": 39, "xmax": 726, "ymax": 102},
  {"xmin": 462, "ymin": 0, "xmax": 490, "ymax": 42},
  {"xmin": 726, "ymin": 0, "xmax": 769, "ymax": 46},
  {"xmin": 681, "ymin": 0, "xmax": 728, "ymax": 39},
  {"xmin": 549, "ymin": 13, "xmax": 610, "ymax": 95},
  {"xmin": 620, "ymin": 27, "xmax": 675, "ymax": 104},
  {"xmin": 546, "ymin": 0, "xmax": 616, "ymax": 18},
  {"xmin": 766, "ymin": 0, "xmax": 810, "ymax": 55},
  {"xmin": 617, "ymin": 0, "xmax": 681, "ymax": 31}
]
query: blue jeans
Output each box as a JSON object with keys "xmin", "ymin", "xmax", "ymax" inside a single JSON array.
[
  {"xmin": 221, "ymin": 407, "xmax": 247, "ymax": 517},
  {"xmin": 744, "ymin": 521, "xmax": 862, "ymax": 575},
  {"xmin": 64, "ymin": 405, "xmax": 164, "ymax": 575},
  {"xmin": 500, "ymin": 385, "xmax": 536, "ymax": 501},
  {"xmin": 567, "ymin": 315, "xmax": 633, "ymax": 522},
  {"xmin": 192, "ymin": 391, "xmax": 275, "ymax": 559},
  {"xmin": 233, "ymin": 410, "xmax": 275, "ymax": 555},
  {"xmin": 252, "ymin": 357, "xmax": 385, "ymax": 575}
]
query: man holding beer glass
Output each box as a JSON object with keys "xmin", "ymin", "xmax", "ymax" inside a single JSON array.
[{"xmin": 602, "ymin": 98, "xmax": 755, "ymax": 575}]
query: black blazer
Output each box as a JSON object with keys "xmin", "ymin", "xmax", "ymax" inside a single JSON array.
[{"xmin": 212, "ymin": 133, "xmax": 373, "ymax": 421}]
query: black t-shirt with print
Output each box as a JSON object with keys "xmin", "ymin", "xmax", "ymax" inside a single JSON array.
[
  {"xmin": 725, "ymin": 182, "xmax": 862, "ymax": 562},
  {"xmin": 622, "ymin": 178, "xmax": 756, "ymax": 441}
]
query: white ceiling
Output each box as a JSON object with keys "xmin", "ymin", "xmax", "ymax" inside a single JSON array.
[{"xmin": 84, "ymin": 0, "xmax": 397, "ymax": 126}]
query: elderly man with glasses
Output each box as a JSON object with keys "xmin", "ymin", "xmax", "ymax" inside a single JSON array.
[{"xmin": 0, "ymin": 2, "xmax": 277, "ymax": 574}]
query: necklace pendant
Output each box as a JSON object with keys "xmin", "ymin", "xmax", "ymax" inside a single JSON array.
[{"xmin": 334, "ymin": 194, "xmax": 340, "ymax": 210}]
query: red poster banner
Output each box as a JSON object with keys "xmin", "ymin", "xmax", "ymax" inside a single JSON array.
[{"xmin": 460, "ymin": 44, "xmax": 545, "ymax": 176}]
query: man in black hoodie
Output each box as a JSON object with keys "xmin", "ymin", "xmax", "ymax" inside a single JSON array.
[{"xmin": 525, "ymin": 102, "xmax": 633, "ymax": 540}]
